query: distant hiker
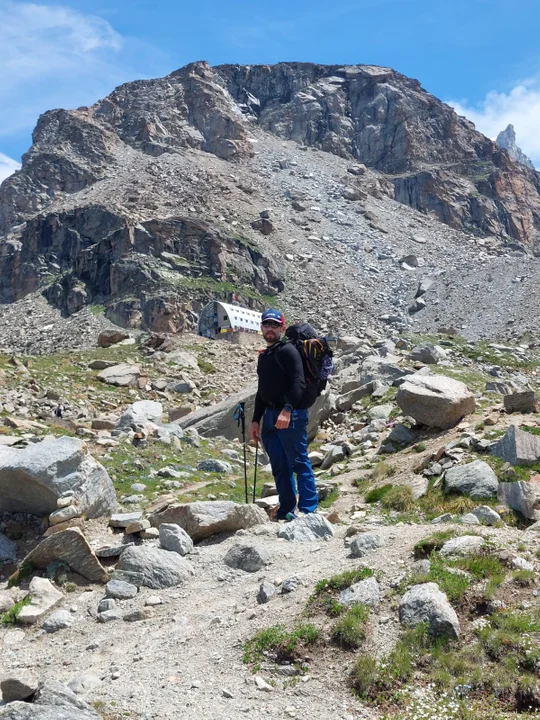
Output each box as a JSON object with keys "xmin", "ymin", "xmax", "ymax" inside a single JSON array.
[
  {"xmin": 250, "ymin": 308, "xmax": 318, "ymax": 520},
  {"xmin": 54, "ymin": 404, "xmax": 64, "ymax": 419}
]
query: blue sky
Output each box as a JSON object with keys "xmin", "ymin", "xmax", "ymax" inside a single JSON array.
[{"xmin": 2, "ymin": 0, "xmax": 540, "ymax": 180}]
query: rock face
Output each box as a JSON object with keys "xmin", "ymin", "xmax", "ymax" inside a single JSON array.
[
  {"xmin": 396, "ymin": 374, "xmax": 475, "ymax": 429},
  {"xmin": 496, "ymin": 125, "xmax": 535, "ymax": 170},
  {"xmin": 0, "ymin": 437, "xmax": 116, "ymax": 517}
]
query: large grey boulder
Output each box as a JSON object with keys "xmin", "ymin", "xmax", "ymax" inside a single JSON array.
[
  {"xmin": 175, "ymin": 382, "xmax": 258, "ymax": 439},
  {"xmin": 0, "ymin": 437, "xmax": 116, "ymax": 517},
  {"xmin": 503, "ymin": 391, "xmax": 537, "ymax": 413},
  {"xmin": 175, "ymin": 381, "xmax": 332, "ymax": 442},
  {"xmin": 223, "ymin": 544, "xmax": 270, "ymax": 572},
  {"xmin": 115, "ymin": 545, "xmax": 194, "ymax": 588},
  {"xmin": 409, "ymin": 343, "xmax": 447, "ymax": 364},
  {"xmin": 277, "ymin": 513, "xmax": 334, "ymax": 542},
  {"xmin": 21, "ymin": 528, "xmax": 108, "ymax": 583},
  {"xmin": 491, "ymin": 425, "xmax": 540, "ymax": 466},
  {"xmin": 339, "ymin": 576, "xmax": 380, "ymax": 607},
  {"xmin": 498, "ymin": 480, "xmax": 540, "ymax": 520},
  {"xmin": 396, "ymin": 374, "xmax": 475, "ymax": 429},
  {"xmin": 116, "ymin": 400, "xmax": 163, "ymax": 428},
  {"xmin": 0, "ymin": 680, "xmax": 101, "ymax": 719},
  {"xmin": 399, "ymin": 582, "xmax": 460, "ymax": 638},
  {"xmin": 444, "ymin": 460, "xmax": 498, "ymax": 499},
  {"xmin": 149, "ymin": 501, "xmax": 268, "ymax": 541}
]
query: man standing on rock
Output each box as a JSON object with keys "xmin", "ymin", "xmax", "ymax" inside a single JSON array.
[{"xmin": 250, "ymin": 308, "xmax": 318, "ymax": 520}]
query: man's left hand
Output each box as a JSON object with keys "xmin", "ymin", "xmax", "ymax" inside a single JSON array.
[{"xmin": 275, "ymin": 409, "xmax": 291, "ymax": 429}]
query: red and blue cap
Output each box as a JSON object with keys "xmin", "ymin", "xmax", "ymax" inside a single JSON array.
[{"xmin": 261, "ymin": 308, "xmax": 285, "ymax": 326}]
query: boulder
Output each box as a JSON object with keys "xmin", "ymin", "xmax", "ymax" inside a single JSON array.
[
  {"xmin": 196, "ymin": 459, "xmax": 232, "ymax": 473},
  {"xmin": 116, "ymin": 400, "xmax": 163, "ymax": 428},
  {"xmin": 149, "ymin": 501, "xmax": 268, "ymax": 541},
  {"xmin": 396, "ymin": 374, "xmax": 475, "ymax": 429},
  {"xmin": 277, "ymin": 513, "xmax": 334, "ymax": 542},
  {"xmin": 399, "ymin": 582, "xmax": 460, "ymax": 638},
  {"xmin": 42, "ymin": 609, "xmax": 74, "ymax": 633},
  {"xmin": 0, "ymin": 679, "xmax": 102, "ymax": 719},
  {"xmin": 498, "ymin": 479, "xmax": 540, "ymax": 520},
  {"xmin": 491, "ymin": 425, "xmax": 540, "ymax": 466},
  {"xmin": 159, "ymin": 523, "xmax": 194, "ymax": 556},
  {"xmin": 444, "ymin": 460, "xmax": 498, "ymax": 499},
  {"xmin": 17, "ymin": 577, "xmax": 63, "ymax": 624},
  {"xmin": 21, "ymin": 528, "xmax": 108, "ymax": 583},
  {"xmin": 0, "ymin": 437, "xmax": 116, "ymax": 518},
  {"xmin": 97, "ymin": 329, "xmax": 129, "ymax": 347},
  {"xmin": 105, "ymin": 579, "xmax": 138, "ymax": 599},
  {"xmin": 504, "ymin": 391, "xmax": 537, "ymax": 413},
  {"xmin": 223, "ymin": 544, "xmax": 270, "ymax": 572},
  {"xmin": 115, "ymin": 545, "xmax": 194, "ymax": 588},
  {"xmin": 0, "ymin": 591, "xmax": 15, "ymax": 613},
  {"xmin": 349, "ymin": 532, "xmax": 385, "ymax": 558},
  {"xmin": 320, "ymin": 445, "xmax": 346, "ymax": 470},
  {"xmin": 409, "ymin": 343, "xmax": 447, "ymax": 364},
  {"xmin": 1, "ymin": 673, "xmax": 39, "ymax": 702},
  {"xmin": 97, "ymin": 363, "xmax": 140, "ymax": 387},
  {"xmin": 339, "ymin": 576, "xmax": 380, "ymax": 607},
  {"xmin": 257, "ymin": 581, "xmax": 276, "ymax": 604},
  {"xmin": 471, "ymin": 505, "xmax": 502, "ymax": 525},
  {"xmin": 440, "ymin": 535, "xmax": 485, "ymax": 556}
]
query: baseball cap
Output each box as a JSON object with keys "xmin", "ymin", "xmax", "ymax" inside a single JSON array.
[{"xmin": 261, "ymin": 308, "xmax": 285, "ymax": 326}]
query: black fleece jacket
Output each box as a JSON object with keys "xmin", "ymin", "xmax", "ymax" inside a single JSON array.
[{"xmin": 252, "ymin": 342, "xmax": 306, "ymax": 423}]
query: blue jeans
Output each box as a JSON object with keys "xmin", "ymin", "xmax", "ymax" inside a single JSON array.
[{"xmin": 261, "ymin": 408, "xmax": 318, "ymax": 519}]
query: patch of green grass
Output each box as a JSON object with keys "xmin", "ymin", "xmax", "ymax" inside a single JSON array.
[
  {"xmin": 243, "ymin": 623, "xmax": 320, "ymax": 665},
  {"xmin": 413, "ymin": 531, "xmax": 458, "ymax": 558},
  {"xmin": 307, "ymin": 568, "xmax": 375, "ymax": 616},
  {"xmin": 381, "ymin": 485, "xmax": 415, "ymax": 512},
  {"xmin": 414, "ymin": 554, "xmax": 472, "ymax": 605},
  {"xmin": 365, "ymin": 484, "xmax": 394, "ymax": 503},
  {"xmin": 197, "ymin": 357, "xmax": 217, "ymax": 374},
  {"xmin": 332, "ymin": 603, "xmax": 370, "ymax": 649},
  {"xmin": 370, "ymin": 461, "xmax": 396, "ymax": 482},
  {"xmin": 318, "ymin": 487, "xmax": 339, "ymax": 509},
  {"xmin": 511, "ymin": 569, "xmax": 536, "ymax": 587},
  {"xmin": 413, "ymin": 442, "xmax": 427, "ymax": 453},
  {"xmin": 1, "ymin": 595, "xmax": 31, "ymax": 625},
  {"xmin": 7, "ymin": 562, "xmax": 34, "ymax": 588}
]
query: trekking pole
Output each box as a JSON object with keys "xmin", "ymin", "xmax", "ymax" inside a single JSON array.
[
  {"xmin": 252, "ymin": 440, "xmax": 259, "ymax": 503},
  {"xmin": 234, "ymin": 402, "xmax": 249, "ymax": 504}
]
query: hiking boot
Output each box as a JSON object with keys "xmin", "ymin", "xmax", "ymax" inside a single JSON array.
[{"xmin": 285, "ymin": 512, "xmax": 297, "ymax": 522}]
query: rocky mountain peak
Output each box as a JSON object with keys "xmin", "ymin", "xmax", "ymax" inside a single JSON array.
[
  {"xmin": 496, "ymin": 123, "xmax": 535, "ymax": 170},
  {"xmin": 1, "ymin": 61, "xmax": 540, "ymax": 338}
]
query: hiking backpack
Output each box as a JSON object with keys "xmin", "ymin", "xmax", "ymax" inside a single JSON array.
[{"xmin": 278, "ymin": 322, "xmax": 334, "ymax": 408}]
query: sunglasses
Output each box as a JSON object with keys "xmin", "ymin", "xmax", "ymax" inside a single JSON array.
[{"xmin": 261, "ymin": 320, "xmax": 281, "ymax": 328}]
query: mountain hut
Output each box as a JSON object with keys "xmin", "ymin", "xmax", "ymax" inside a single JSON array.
[{"xmin": 197, "ymin": 301, "xmax": 262, "ymax": 339}]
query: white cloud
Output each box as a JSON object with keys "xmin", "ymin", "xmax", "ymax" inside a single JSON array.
[
  {"xmin": 0, "ymin": 2, "xmax": 164, "ymax": 147},
  {"xmin": 0, "ymin": 152, "xmax": 21, "ymax": 182},
  {"xmin": 448, "ymin": 79, "xmax": 540, "ymax": 167}
]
